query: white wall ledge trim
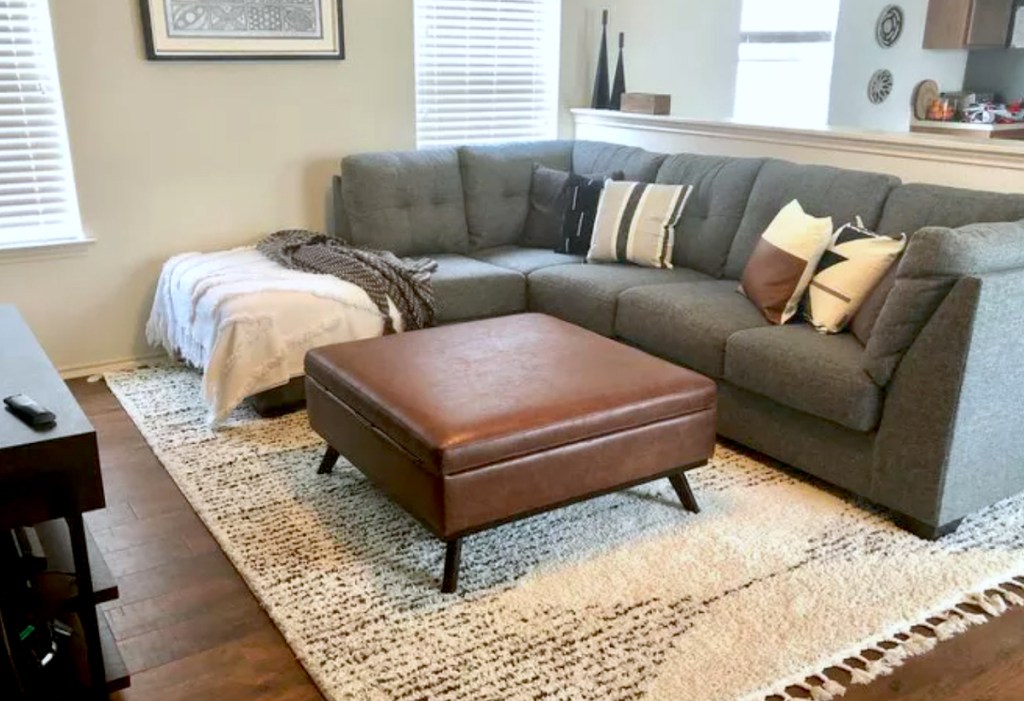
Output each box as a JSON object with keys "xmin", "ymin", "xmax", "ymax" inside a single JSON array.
[{"xmin": 572, "ymin": 109, "xmax": 1024, "ymax": 172}]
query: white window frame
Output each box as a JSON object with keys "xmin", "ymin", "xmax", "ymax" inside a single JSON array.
[
  {"xmin": 0, "ymin": 0, "xmax": 85, "ymax": 254},
  {"xmin": 414, "ymin": 0, "xmax": 562, "ymax": 149}
]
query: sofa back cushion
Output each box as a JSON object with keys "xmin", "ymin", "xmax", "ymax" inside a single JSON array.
[
  {"xmin": 655, "ymin": 153, "xmax": 765, "ymax": 277},
  {"xmin": 572, "ymin": 141, "xmax": 667, "ymax": 182},
  {"xmin": 460, "ymin": 141, "xmax": 573, "ymax": 251},
  {"xmin": 864, "ymin": 219, "xmax": 1024, "ymax": 386},
  {"xmin": 341, "ymin": 148, "xmax": 469, "ymax": 256},
  {"xmin": 877, "ymin": 183, "xmax": 1024, "ymax": 235},
  {"xmin": 724, "ymin": 160, "xmax": 900, "ymax": 279},
  {"xmin": 852, "ymin": 184, "xmax": 1024, "ymax": 344}
]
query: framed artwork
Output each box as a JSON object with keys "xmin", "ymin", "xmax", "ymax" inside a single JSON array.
[{"xmin": 139, "ymin": 0, "xmax": 345, "ymax": 61}]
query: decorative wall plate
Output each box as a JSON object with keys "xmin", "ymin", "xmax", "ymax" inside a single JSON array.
[
  {"xmin": 912, "ymin": 79, "xmax": 940, "ymax": 120},
  {"xmin": 876, "ymin": 5, "xmax": 904, "ymax": 48},
  {"xmin": 868, "ymin": 69, "xmax": 894, "ymax": 105}
]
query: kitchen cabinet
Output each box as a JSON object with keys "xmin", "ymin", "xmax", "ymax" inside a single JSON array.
[{"xmin": 924, "ymin": 0, "xmax": 1015, "ymax": 48}]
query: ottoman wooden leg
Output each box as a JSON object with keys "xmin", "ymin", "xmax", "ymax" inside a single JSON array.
[
  {"xmin": 669, "ymin": 472, "xmax": 700, "ymax": 514},
  {"xmin": 441, "ymin": 538, "xmax": 462, "ymax": 594},
  {"xmin": 318, "ymin": 445, "xmax": 340, "ymax": 475}
]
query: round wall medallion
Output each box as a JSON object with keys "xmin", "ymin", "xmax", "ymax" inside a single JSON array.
[
  {"xmin": 868, "ymin": 69, "xmax": 894, "ymax": 104},
  {"xmin": 876, "ymin": 5, "xmax": 904, "ymax": 47}
]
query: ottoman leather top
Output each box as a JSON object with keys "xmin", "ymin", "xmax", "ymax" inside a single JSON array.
[{"xmin": 305, "ymin": 313, "xmax": 716, "ymax": 475}]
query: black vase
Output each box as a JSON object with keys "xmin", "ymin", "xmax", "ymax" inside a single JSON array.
[
  {"xmin": 590, "ymin": 10, "xmax": 610, "ymax": 109},
  {"xmin": 610, "ymin": 32, "xmax": 626, "ymax": 110}
]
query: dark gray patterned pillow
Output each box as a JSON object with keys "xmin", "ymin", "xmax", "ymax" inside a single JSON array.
[
  {"xmin": 520, "ymin": 165, "xmax": 571, "ymax": 249},
  {"xmin": 521, "ymin": 165, "xmax": 624, "ymax": 252},
  {"xmin": 559, "ymin": 173, "xmax": 617, "ymax": 256}
]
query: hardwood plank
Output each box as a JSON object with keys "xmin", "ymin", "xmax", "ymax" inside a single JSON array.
[
  {"xmin": 104, "ymin": 571, "xmax": 247, "ymax": 641},
  {"xmin": 102, "ymin": 534, "xmax": 197, "ymax": 579},
  {"xmin": 70, "ymin": 377, "xmax": 1024, "ymax": 701},
  {"xmin": 84, "ymin": 501, "xmax": 138, "ymax": 532},
  {"xmin": 111, "ymin": 629, "xmax": 322, "ymax": 701},
  {"xmin": 113, "ymin": 593, "xmax": 268, "ymax": 675},
  {"xmin": 91, "ymin": 509, "xmax": 207, "ymax": 555},
  {"xmin": 101, "ymin": 551, "xmax": 239, "ymax": 609}
]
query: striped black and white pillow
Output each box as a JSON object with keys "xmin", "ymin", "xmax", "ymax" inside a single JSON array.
[{"xmin": 586, "ymin": 181, "xmax": 693, "ymax": 269}]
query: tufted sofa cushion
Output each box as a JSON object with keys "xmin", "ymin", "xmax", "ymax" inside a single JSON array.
[
  {"xmin": 655, "ymin": 153, "xmax": 765, "ymax": 277},
  {"xmin": 341, "ymin": 148, "xmax": 470, "ymax": 257},
  {"xmin": 459, "ymin": 141, "xmax": 574, "ymax": 251},
  {"xmin": 572, "ymin": 141, "xmax": 666, "ymax": 182},
  {"xmin": 724, "ymin": 160, "xmax": 899, "ymax": 279}
]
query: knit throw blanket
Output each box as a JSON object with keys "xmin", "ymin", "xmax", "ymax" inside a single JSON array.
[{"xmin": 257, "ymin": 230, "xmax": 437, "ymax": 333}]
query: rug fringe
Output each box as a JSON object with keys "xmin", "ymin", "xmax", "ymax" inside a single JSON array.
[{"xmin": 756, "ymin": 577, "xmax": 1024, "ymax": 701}]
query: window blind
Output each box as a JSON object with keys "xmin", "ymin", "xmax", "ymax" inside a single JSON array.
[
  {"xmin": 0, "ymin": 0, "xmax": 81, "ymax": 248},
  {"xmin": 414, "ymin": 0, "xmax": 560, "ymax": 149}
]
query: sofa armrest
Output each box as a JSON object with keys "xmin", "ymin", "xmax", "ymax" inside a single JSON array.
[
  {"xmin": 328, "ymin": 174, "xmax": 351, "ymax": 240},
  {"xmin": 872, "ymin": 269, "xmax": 1024, "ymax": 528}
]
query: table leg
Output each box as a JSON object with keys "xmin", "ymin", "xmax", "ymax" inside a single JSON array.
[
  {"xmin": 668, "ymin": 472, "xmax": 700, "ymax": 514},
  {"xmin": 441, "ymin": 538, "xmax": 462, "ymax": 594},
  {"xmin": 67, "ymin": 511, "xmax": 106, "ymax": 696},
  {"xmin": 317, "ymin": 446, "xmax": 339, "ymax": 475}
]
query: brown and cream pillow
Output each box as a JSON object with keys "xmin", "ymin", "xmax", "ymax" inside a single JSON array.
[
  {"xmin": 739, "ymin": 199, "xmax": 833, "ymax": 324},
  {"xmin": 804, "ymin": 217, "xmax": 907, "ymax": 334},
  {"xmin": 586, "ymin": 181, "xmax": 692, "ymax": 269}
]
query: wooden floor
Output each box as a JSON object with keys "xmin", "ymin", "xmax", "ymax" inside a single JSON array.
[{"xmin": 70, "ymin": 378, "xmax": 1024, "ymax": 701}]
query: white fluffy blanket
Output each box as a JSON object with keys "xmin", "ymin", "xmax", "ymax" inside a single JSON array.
[{"xmin": 147, "ymin": 247, "xmax": 400, "ymax": 425}]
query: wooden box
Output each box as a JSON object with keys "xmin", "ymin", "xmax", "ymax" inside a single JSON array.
[{"xmin": 620, "ymin": 93, "xmax": 672, "ymax": 115}]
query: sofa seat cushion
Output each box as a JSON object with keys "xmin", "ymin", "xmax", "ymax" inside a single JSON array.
[
  {"xmin": 469, "ymin": 246, "xmax": 583, "ymax": 274},
  {"xmin": 614, "ymin": 280, "xmax": 769, "ymax": 378},
  {"xmin": 528, "ymin": 263, "xmax": 711, "ymax": 336},
  {"xmin": 724, "ymin": 325, "xmax": 882, "ymax": 432},
  {"xmin": 432, "ymin": 255, "xmax": 526, "ymax": 323},
  {"xmin": 341, "ymin": 148, "xmax": 470, "ymax": 256}
]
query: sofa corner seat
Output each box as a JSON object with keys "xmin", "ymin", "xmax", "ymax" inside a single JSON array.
[{"xmin": 432, "ymin": 255, "xmax": 526, "ymax": 324}]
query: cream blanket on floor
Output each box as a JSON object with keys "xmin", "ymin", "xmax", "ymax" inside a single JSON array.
[{"xmin": 146, "ymin": 247, "xmax": 400, "ymax": 425}]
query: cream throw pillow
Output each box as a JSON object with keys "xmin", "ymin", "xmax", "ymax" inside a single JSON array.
[
  {"xmin": 739, "ymin": 200, "xmax": 833, "ymax": 324},
  {"xmin": 586, "ymin": 181, "xmax": 693, "ymax": 269},
  {"xmin": 805, "ymin": 217, "xmax": 907, "ymax": 334}
]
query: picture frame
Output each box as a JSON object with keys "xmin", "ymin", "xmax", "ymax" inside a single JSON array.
[{"xmin": 139, "ymin": 0, "xmax": 345, "ymax": 61}]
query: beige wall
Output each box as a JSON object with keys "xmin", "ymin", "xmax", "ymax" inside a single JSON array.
[
  {"xmin": 829, "ymin": 0, "xmax": 967, "ymax": 132},
  {"xmin": 0, "ymin": 0, "xmax": 415, "ymax": 373},
  {"xmin": 560, "ymin": 0, "xmax": 743, "ymax": 131}
]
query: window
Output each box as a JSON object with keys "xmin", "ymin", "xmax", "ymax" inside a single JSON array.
[
  {"xmin": 414, "ymin": 0, "xmax": 561, "ymax": 149},
  {"xmin": 0, "ymin": 0, "xmax": 82, "ymax": 250},
  {"xmin": 733, "ymin": 0, "xmax": 841, "ymax": 128}
]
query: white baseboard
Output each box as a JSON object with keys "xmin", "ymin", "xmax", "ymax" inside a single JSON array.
[{"xmin": 60, "ymin": 353, "xmax": 168, "ymax": 380}]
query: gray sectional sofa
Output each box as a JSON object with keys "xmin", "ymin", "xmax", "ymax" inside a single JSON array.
[{"xmin": 327, "ymin": 139, "xmax": 1024, "ymax": 540}]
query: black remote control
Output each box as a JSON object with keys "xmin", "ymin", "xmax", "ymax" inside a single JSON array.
[{"xmin": 3, "ymin": 394, "xmax": 56, "ymax": 429}]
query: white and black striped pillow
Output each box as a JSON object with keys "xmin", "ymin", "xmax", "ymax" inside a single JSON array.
[{"xmin": 586, "ymin": 181, "xmax": 693, "ymax": 269}]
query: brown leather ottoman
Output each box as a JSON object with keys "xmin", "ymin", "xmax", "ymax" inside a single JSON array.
[{"xmin": 305, "ymin": 313, "xmax": 716, "ymax": 593}]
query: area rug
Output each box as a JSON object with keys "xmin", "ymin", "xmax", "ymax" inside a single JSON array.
[{"xmin": 105, "ymin": 365, "xmax": 1024, "ymax": 701}]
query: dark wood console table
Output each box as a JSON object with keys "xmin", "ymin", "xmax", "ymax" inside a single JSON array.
[{"xmin": 0, "ymin": 305, "xmax": 128, "ymax": 697}]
